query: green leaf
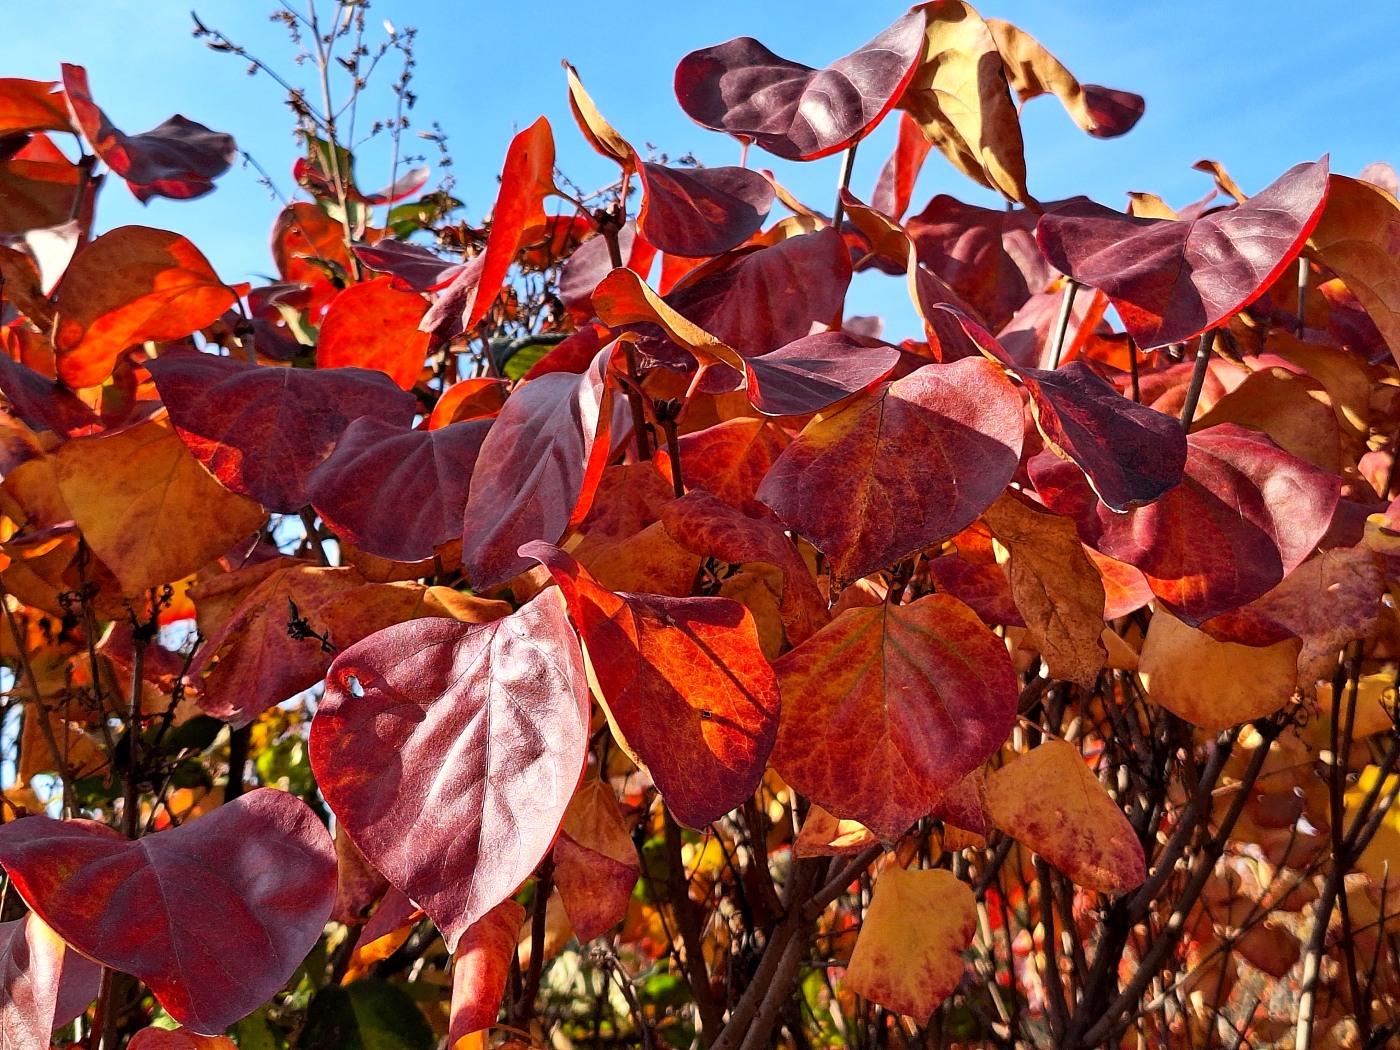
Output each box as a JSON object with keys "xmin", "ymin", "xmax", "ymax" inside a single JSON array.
[{"xmin": 297, "ymin": 980, "xmax": 434, "ymax": 1050}]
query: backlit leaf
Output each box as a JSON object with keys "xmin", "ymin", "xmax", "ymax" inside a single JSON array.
[
  {"xmin": 316, "ymin": 277, "xmax": 431, "ymax": 389},
  {"xmin": 448, "ymin": 900, "xmax": 526, "ymax": 1042},
  {"xmin": 845, "ymin": 867, "xmax": 975, "ymax": 1018},
  {"xmin": 771, "ymin": 594, "xmax": 1017, "ymax": 839},
  {"xmin": 0, "ymin": 79, "xmax": 72, "ymax": 136},
  {"xmin": 984, "ymin": 739, "xmax": 1146, "ymax": 892},
  {"xmin": 637, "ymin": 162, "xmax": 774, "ymax": 257},
  {"xmin": 0, "ymin": 789, "xmax": 336, "ymax": 1034},
  {"xmin": 1036, "ymin": 159, "xmax": 1330, "ymax": 348},
  {"xmin": 311, "ymin": 591, "xmax": 591, "ymax": 952},
  {"xmin": 554, "ymin": 775, "xmax": 640, "ymax": 942},
  {"xmin": 674, "ymin": 11, "xmax": 926, "ymax": 161},
  {"xmin": 0, "ymin": 912, "xmax": 100, "ymax": 1047},
  {"xmin": 1306, "ymin": 174, "xmax": 1400, "ymax": 363},
  {"xmin": 53, "ymin": 226, "xmax": 235, "ymax": 389},
  {"xmin": 523, "ymin": 542, "xmax": 780, "ymax": 830}
]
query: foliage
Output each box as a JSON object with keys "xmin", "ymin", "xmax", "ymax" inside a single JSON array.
[{"xmin": 0, "ymin": 3, "xmax": 1397, "ymax": 1050}]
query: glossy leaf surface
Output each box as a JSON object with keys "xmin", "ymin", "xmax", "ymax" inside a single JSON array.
[
  {"xmin": 637, "ymin": 162, "xmax": 773, "ymax": 257},
  {"xmin": 316, "ymin": 277, "xmax": 431, "ymax": 390}
]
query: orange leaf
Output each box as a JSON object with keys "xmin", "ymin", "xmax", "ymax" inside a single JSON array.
[
  {"xmin": 52, "ymin": 418, "xmax": 266, "ymax": 595},
  {"xmin": 554, "ymin": 774, "xmax": 640, "ymax": 941},
  {"xmin": 127, "ymin": 1029, "xmax": 236, "ymax": 1050},
  {"xmin": 53, "ymin": 227, "xmax": 235, "ymax": 389},
  {"xmin": 316, "ymin": 277, "xmax": 430, "ymax": 389},
  {"xmin": 448, "ymin": 899, "xmax": 526, "ymax": 1044},
  {"xmin": 1138, "ymin": 608, "xmax": 1301, "ymax": 730},
  {"xmin": 845, "ymin": 867, "xmax": 975, "ymax": 1018},
  {"xmin": 794, "ymin": 805, "xmax": 878, "ymax": 858},
  {"xmin": 771, "ymin": 594, "xmax": 1017, "ymax": 840},
  {"xmin": 984, "ymin": 738, "xmax": 1146, "ymax": 892}
]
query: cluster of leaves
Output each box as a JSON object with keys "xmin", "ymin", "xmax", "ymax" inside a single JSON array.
[{"xmin": 0, "ymin": 2, "xmax": 1399, "ymax": 1049}]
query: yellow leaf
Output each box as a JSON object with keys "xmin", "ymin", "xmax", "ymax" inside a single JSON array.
[
  {"xmin": 53, "ymin": 417, "xmax": 266, "ymax": 595},
  {"xmin": 845, "ymin": 866, "xmax": 975, "ymax": 1018},
  {"xmin": 1346, "ymin": 766, "xmax": 1400, "ymax": 883},
  {"xmin": 1139, "ymin": 609, "xmax": 1300, "ymax": 730},
  {"xmin": 984, "ymin": 738, "xmax": 1146, "ymax": 892}
]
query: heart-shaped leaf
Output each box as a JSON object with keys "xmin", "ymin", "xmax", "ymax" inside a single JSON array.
[
  {"xmin": 771, "ymin": 593, "xmax": 1017, "ymax": 839},
  {"xmin": 308, "ymin": 417, "xmax": 491, "ymax": 563},
  {"xmin": 61, "ymin": 64, "xmax": 235, "ymax": 202},
  {"xmin": 53, "ymin": 226, "xmax": 236, "ymax": 389},
  {"xmin": 1029, "ymin": 423, "xmax": 1339, "ymax": 623},
  {"xmin": 311, "ymin": 590, "xmax": 591, "ymax": 952},
  {"xmin": 523, "ymin": 542, "xmax": 780, "ymax": 830},
  {"xmin": 637, "ymin": 162, "xmax": 774, "ymax": 257},
  {"xmin": 757, "ymin": 358, "xmax": 1023, "ymax": 583},
  {"xmin": 0, "ymin": 789, "xmax": 336, "ymax": 1035},
  {"xmin": 1036, "ymin": 158, "xmax": 1330, "ymax": 348},
  {"xmin": 147, "ymin": 351, "xmax": 417, "ymax": 512},
  {"xmin": 460, "ymin": 344, "xmax": 615, "ymax": 590},
  {"xmin": 674, "ymin": 11, "xmax": 926, "ymax": 161}
]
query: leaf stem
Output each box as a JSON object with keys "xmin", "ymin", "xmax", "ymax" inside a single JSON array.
[
  {"xmin": 1178, "ymin": 329, "xmax": 1214, "ymax": 427},
  {"xmin": 1048, "ymin": 278, "xmax": 1079, "ymax": 370}
]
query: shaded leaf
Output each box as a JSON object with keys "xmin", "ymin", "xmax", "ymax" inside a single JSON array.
[
  {"xmin": 637, "ymin": 162, "xmax": 773, "ymax": 257},
  {"xmin": 523, "ymin": 542, "xmax": 780, "ymax": 830},
  {"xmin": 984, "ymin": 739, "xmax": 1146, "ymax": 892},
  {"xmin": 353, "ymin": 238, "xmax": 464, "ymax": 293},
  {"xmin": 845, "ymin": 867, "xmax": 975, "ymax": 1018},
  {"xmin": 299, "ymin": 980, "xmax": 434, "ymax": 1050},
  {"xmin": 61, "ymin": 64, "xmax": 235, "ymax": 201},
  {"xmin": 757, "ymin": 358, "xmax": 1023, "ymax": 583},
  {"xmin": 794, "ymin": 805, "xmax": 878, "ymax": 857},
  {"xmin": 0, "ymin": 134, "xmax": 83, "ymax": 237},
  {"xmin": 127, "ymin": 1029, "xmax": 236, "ymax": 1050},
  {"xmin": 0, "ymin": 353, "xmax": 99, "ymax": 437},
  {"xmin": 147, "ymin": 351, "xmax": 417, "ymax": 512},
  {"xmin": 771, "ymin": 594, "xmax": 1017, "ymax": 839},
  {"xmin": 53, "ymin": 226, "xmax": 235, "ymax": 389},
  {"xmin": 316, "ymin": 277, "xmax": 431, "ymax": 389},
  {"xmin": 0, "ymin": 911, "xmax": 100, "ymax": 1047},
  {"xmin": 53, "ymin": 418, "xmax": 267, "ymax": 596},
  {"xmin": 1139, "ymin": 609, "xmax": 1301, "ymax": 730},
  {"xmin": 1029, "ymin": 424, "xmax": 1339, "ymax": 623},
  {"xmin": 1036, "ymin": 159, "xmax": 1330, "ymax": 348},
  {"xmin": 870, "ymin": 111, "xmax": 932, "ymax": 223},
  {"xmin": 0, "ymin": 789, "xmax": 336, "ymax": 1035},
  {"xmin": 554, "ymin": 775, "xmax": 640, "ymax": 942},
  {"xmin": 460, "ymin": 344, "xmax": 614, "ymax": 590},
  {"xmin": 310, "ymin": 591, "xmax": 590, "ymax": 952},
  {"xmin": 674, "ymin": 11, "xmax": 926, "ymax": 161},
  {"xmin": 308, "ymin": 417, "xmax": 491, "ymax": 563}
]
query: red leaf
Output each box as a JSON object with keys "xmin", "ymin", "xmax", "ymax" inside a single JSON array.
[
  {"xmin": 660, "ymin": 489, "xmax": 829, "ymax": 646},
  {"xmin": 0, "ymin": 912, "xmax": 100, "ymax": 1047},
  {"xmin": 316, "ymin": 277, "xmax": 431, "ymax": 389},
  {"xmin": 637, "ymin": 162, "xmax": 774, "ymax": 257},
  {"xmin": 0, "ymin": 79, "xmax": 73, "ymax": 136},
  {"xmin": 460, "ymin": 345, "xmax": 614, "ymax": 590},
  {"xmin": 665, "ymin": 226, "xmax": 853, "ymax": 358},
  {"xmin": 757, "ymin": 358, "xmax": 1024, "ymax": 583},
  {"xmin": 147, "ymin": 351, "xmax": 417, "ymax": 512},
  {"xmin": 311, "ymin": 591, "xmax": 591, "ymax": 952},
  {"xmin": 743, "ymin": 332, "xmax": 900, "ymax": 417},
  {"xmin": 652, "ymin": 416, "xmax": 789, "ymax": 514},
  {"xmin": 0, "ymin": 353, "xmax": 99, "ymax": 436},
  {"xmin": 1030, "ymin": 423, "xmax": 1340, "ymax": 623},
  {"xmin": 0, "ymin": 133, "xmax": 84, "ymax": 236},
  {"xmin": 674, "ymin": 11, "xmax": 926, "ymax": 161},
  {"xmin": 53, "ymin": 226, "xmax": 235, "ymax": 389},
  {"xmin": 0, "ymin": 789, "xmax": 336, "ymax": 1035},
  {"xmin": 61, "ymin": 64, "xmax": 235, "ymax": 202},
  {"xmin": 353, "ymin": 238, "xmax": 464, "ymax": 292},
  {"xmin": 558, "ymin": 221, "xmax": 655, "ymax": 325},
  {"xmin": 772, "ymin": 594, "xmax": 1017, "ymax": 839},
  {"xmin": 308, "ymin": 417, "xmax": 490, "ymax": 562},
  {"xmin": 522, "ymin": 542, "xmax": 780, "ymax": 830},
  {"xmin": 907, "ymin": 195, "xmax": 1052, "ymax": 331},
  {"xmin": 870, "ymin": 111, "xmax": 932, "ymax": 223},
  {"xmin": 449, "ymin": 900, "xmax": 526, "ymax": 1042},
  {"xmin": 1035, "ymin": 159, "xmax": 1330, "ymax": 348}
]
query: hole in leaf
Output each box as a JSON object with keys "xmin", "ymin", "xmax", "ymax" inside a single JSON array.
[{"xmin": 346, "ymin": 673, "xmax": 364, "ymax": 698}]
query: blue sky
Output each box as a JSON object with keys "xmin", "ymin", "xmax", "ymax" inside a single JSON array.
[{"xmin": 3, "ymin": 1, "xmax": 1396, "ymax": 340}]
